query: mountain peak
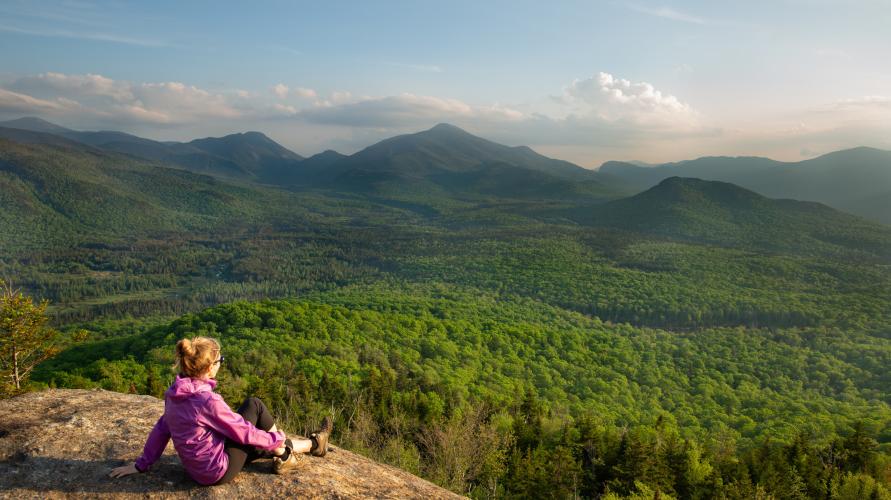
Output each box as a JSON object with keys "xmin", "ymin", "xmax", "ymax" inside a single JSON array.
[
  {"xmin": 648, "ymin": 176, "xmax": 765, "ymax": 205},
  {"xmin": 427, "ymin": 122, "xmax": 466, "ymax": 133},
  {"xmin": 189, "ymin": 132, "xmax": 303, "ymax": 161}
]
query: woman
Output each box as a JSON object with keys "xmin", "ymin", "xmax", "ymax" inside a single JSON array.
[{"xmin": 109, "ymin": 336, "xmax": 332, "ymax": 485}]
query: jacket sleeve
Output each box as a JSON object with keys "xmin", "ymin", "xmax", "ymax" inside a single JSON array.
[
  {"xmin": 202, "ymin": 394, "xmax": 285, "ymax": 451},
  {"xmin": 135, "ymin": 415, "xmax": 171, "ymax": 472}
]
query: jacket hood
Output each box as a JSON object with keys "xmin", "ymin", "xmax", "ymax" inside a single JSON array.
[{"xmin": 166, "ymin": 374, "xmax": 218, "ymax": 399}]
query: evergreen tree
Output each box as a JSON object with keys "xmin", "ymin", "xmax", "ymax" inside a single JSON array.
[{"xmin": 0, "ymin": 280, "xmax": 59, "ymax": 395}]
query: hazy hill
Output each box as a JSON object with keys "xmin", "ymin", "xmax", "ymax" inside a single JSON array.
[
  {"xmin": 0, "ymin": 125, "xmax": 92, "ymax": 148},
  {"xmin": 600, "ymin": 147, "xmax": 891, "ymax": 224},
  {"xmin": 296, "ymin": 123, "xmax": 624, "ymax": 201},
  {"xmin": 0, "ymin": 116, "xmax": 73, "ymax": 134},
  {"xmin": 300, "ymin": 149, "xmax": 348, "ymax": 169},
  {"xmin": 318, "ymin": 123, "xmax": 596, "ymax": 180},
  {"xmin": 579, "ymin": 177, "xmax": 891, "ymax": 256},
  {"xmin": 189, "ymin": 131, "xmax": 303, "ymax": 163},
  {"xmin": 186, "ymin": 131, "xmax": 306, "ymax": 183},
  {"xmin": 0, "ymin": 137, "xmax": 273, "ymax": 251},
  {"xmin": 0, "ymin": 117, "xmax": 305, "ymax": 183}
]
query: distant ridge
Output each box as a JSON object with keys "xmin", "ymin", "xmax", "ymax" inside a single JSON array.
[
  {"xmin": 579, "ymin": 177, "xmax": 891, "ymax": 256},
  {"xmin": 599, "ymin": 148, "xmax": 891, "ymax": 224},
  {"xmin": 0, "ymin": 116, "xmax": 73, "ymax": 134},
  {"xmin": 0, "ymin": 117, "xmax": 305, "ymax": 183},
  {"xmin": 0, "ymin": 126, "xmax": 90, "ymax": 149},
  {"xmin": 0, "ymin": 118, "xmax": 618, "ymax": 200}
]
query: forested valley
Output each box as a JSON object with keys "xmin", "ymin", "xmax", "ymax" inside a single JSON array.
[{"xmin": 2, "ymin": 129, "xmax": 890, "ymax": 498}]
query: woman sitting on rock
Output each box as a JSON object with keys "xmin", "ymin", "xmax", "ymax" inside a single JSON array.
[{"xmin": 109, "ymin": 336, "xmax": 332, "ymax": 485}]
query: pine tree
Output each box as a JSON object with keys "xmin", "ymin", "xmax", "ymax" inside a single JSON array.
[{"xmin": 0, "ymin": 280, "xmax": 60, "ymax": 396}]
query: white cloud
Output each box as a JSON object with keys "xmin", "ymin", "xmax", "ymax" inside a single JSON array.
[
  {"xmin": 2, "ymin": 72, "xmax": 243, "ymax": 127},
  {"xmin": 272, "ymin": 83, "xmax": 289, "ymax": 99},
  {"xmin": 826, "ymin": 95, "xmax": 891, "ymax": 110},
  {"xmin": 292, "ymin": 87, "xmax": 317, "ymax": 99},
  {"xmin": 296, "ymin": 93, "xmax": 523, "ymax": 127},
  {"xmin": 0, "ymin": 87, "xmax": 80, "ymax": 112},
  {"xmin": 558, "ymin": 72, "xmax": 700, "ymax": 129},
  {"xmin": 330, "ymin": 91, "xmax": 352, "ymax": 104},
  {"xmin": 13, "ymin": 72, "xmax": 134, "ymax": 102}
]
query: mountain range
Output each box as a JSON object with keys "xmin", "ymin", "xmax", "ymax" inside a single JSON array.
[
  {"xmin": 1, "ymin": 116, "xmax": 889, "ymax": 225},
  {"xmin": 2, "ymin": 130, "xmax": 890, "ymax": 262}
]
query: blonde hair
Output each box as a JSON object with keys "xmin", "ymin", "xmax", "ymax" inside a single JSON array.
[{"xmin": 174, "ymin": 336, "xmax": 221, "ymax": 378}]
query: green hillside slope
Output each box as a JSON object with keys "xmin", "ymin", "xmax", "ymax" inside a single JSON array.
[
  {"xmin": 599, "ymin": 148, "xmax": 891, "ymax": 224},
  {"xmin": 578, "ymin": 177, "xmax": 891, "ymax": 256}
]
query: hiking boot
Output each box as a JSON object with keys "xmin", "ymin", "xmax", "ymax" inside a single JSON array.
[
  {"xmin": 273, "ymin": 439, "xmax": 305, "ymax": 474},
  {"xmin": 310, "ymin": 416, "xmax": 333, "ymax": 457}
]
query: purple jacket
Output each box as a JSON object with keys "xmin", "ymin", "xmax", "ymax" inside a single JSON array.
[{"xmin": 134, "ymin": 375, "xmax": 285, "ymax": 485}]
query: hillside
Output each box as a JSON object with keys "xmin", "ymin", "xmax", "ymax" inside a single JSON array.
[
  {"xmin": 0, "ymin": 389, "xmax": 460, "ymax": 499},
  {"xmin": 599, "ymin": 148, "xmax": 891, "ymax": 224},
  {"xmin": 0, "ymin": 137, "xmax": 282, "ymax": 252},
  {"xmin": 578, "ymin": 177, "xmax": 891, "ymax": 256}
]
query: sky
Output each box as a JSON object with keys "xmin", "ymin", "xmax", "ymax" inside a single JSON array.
[{"xmin": 0, "ymin": 0, "xmax": 889, "ymax": 167}]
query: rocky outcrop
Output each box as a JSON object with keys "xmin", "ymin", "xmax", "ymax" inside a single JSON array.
[{"xmin": 0, "ymin": 389, "xmax": 463, "ymax": 499}]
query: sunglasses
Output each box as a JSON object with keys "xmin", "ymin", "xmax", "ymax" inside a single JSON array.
[{"xmin": 214, "ymin": 355, "xmax": 225, "ymax": 365}]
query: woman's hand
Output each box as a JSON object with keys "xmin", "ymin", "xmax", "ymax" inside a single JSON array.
[{"xmin": 109, "ymin": 463, "xmax": 139, "ymax": 478}]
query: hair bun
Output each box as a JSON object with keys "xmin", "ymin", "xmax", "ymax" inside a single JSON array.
[
  {"xmin": 176, "ymin": 338, "xmax": 195, "ymax": 357},
  {"xmin": 173, "ymin": 336, "xmax": 221, "ymax": 378}
]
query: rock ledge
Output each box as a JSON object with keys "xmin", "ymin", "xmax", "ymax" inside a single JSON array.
[{"xmin": 0, "ymin": 389, "xmax": 462, "ymax": 499}]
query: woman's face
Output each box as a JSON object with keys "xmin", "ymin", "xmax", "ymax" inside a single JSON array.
[{"xmin": 206, "ymin": 352, "xmax": 222, "ymax": 379}]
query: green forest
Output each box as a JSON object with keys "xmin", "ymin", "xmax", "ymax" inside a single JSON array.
[{"xmin": 2, "ymin": 137, "xmax": 891, "ymax": 498}]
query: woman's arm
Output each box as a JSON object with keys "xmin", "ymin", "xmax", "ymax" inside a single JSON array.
[{"xmin": 109, "ymin": 415, "xmax": 171, "ymax": 478}]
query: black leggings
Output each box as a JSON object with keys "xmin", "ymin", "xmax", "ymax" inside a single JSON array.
[{"xmin": 216, "ymin": 397, "xmax": 278, "ymax": 485}]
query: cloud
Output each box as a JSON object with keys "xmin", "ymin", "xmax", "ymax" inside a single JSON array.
[
  {"xmin": 0, "ymin": 23, "xmax": 168, "ymax": 47},
  {"xmin": 825, "ymin": 95, "xmax": 891, "ymax": 111},
  {"xmin": 296, "ymin": 93, "xmax": 523, "ymax": 127},
  {"xmin": 12, "ymin": 72, "xmax": 134, "ymax": 102},
  {"xmin": 271, "ymin": 84, "xmax": 316, "ymax": 100},
  {"xmin": 628, "ymin": 4, "xmax": 707, "ymax": 24},
  {"xmin": 272, "ymin": 83, "xmax": 289, "ymax": 99},
  {"xmin": 2, "ymin": 72, "xmax": 243, "ymax": 126},
  {"xmin": 292, "ymin": 87, "xmax": 317, "ymax": 99},
  {"xmin": 0, "ymin": 88, "xmax": 80, "ymax": 113},
  {"xmin": 557, "ymin": 72, "xmax": 700, "ymax": 129}
]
